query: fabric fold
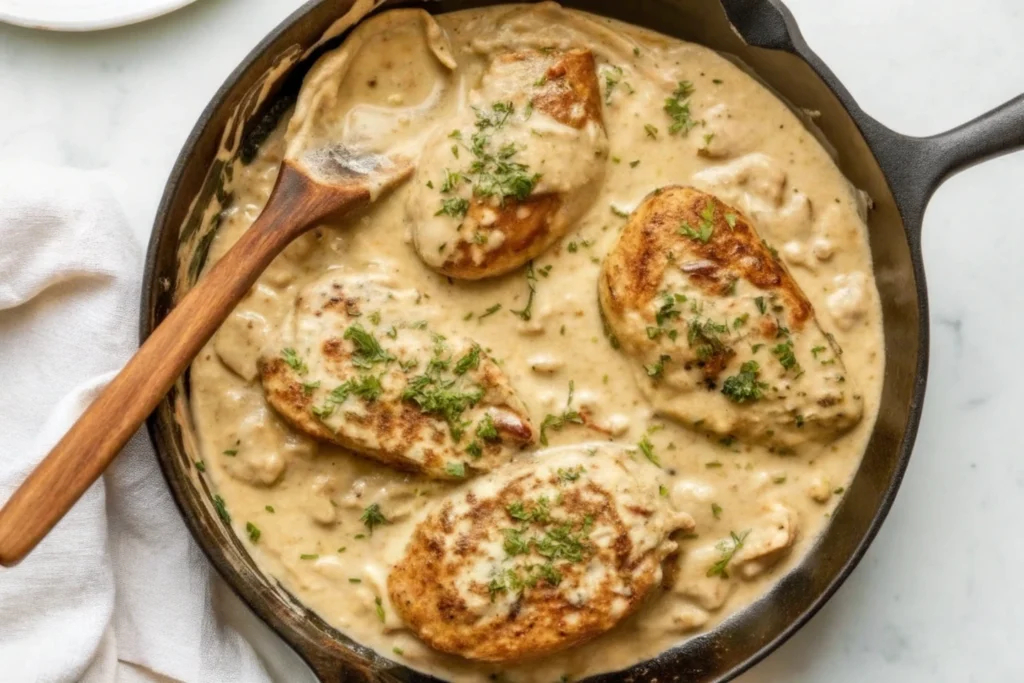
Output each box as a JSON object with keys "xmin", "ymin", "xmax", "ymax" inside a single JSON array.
[{"xmin": 0, "ymin": 165, "xmax": 273, "ymax": 683}]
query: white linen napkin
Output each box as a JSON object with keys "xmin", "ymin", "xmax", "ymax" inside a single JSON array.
[{"xmin": 0, "ymin": 165, "xmax": 275, "ymax": 683}]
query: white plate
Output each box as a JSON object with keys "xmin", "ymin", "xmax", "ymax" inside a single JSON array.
[{"xmin": 0, "ymin": 0, "xmax": 201, "ymax": 31}]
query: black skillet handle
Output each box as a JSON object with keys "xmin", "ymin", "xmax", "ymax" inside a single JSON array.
[
  {"xmin": 862, "ymin": 96, "xmax": 1024, "ymax": 229},
  {"xmin": 720, "ymin": 0, "xmax": 1024, "ymax": 231}
]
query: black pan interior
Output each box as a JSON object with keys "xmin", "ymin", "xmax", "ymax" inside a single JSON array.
[{"xmin": 143, "ymin": 1, "xmax": 924, "ymax": 680}]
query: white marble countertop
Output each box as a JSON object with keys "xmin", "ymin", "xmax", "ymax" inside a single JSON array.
[{"xmin": 3, "ymin": 0, "xmax": 1023, "ymax": 680}]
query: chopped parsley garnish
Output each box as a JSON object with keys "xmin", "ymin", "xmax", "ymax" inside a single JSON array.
[
  {"xmin": 772, "ymin": 340, "xmax": 800, "ymax": 372},
  {"xmin": 707, "ymin": 530, "xmax": 750, "ymax": 579},
  {"xmin": 507, "ymin": 497, "xmax": 551, "ymax": 524},
  {"xmin": 194, "ymin": 460, "xmax": 205, "ymax": 473},
  {"xmin": 502, "ymin": 526, "xmax": 532, "ymax": 556},
  {"xmin": 556, "ymin": 466, "xmax": 585, "ymax": 483},
  {"xmin": 534, "ymin": 524, "xmax": 590, "ymax": 562},
  {"xmin": 664, "ymin": 80, "xmax": 697, "ymax": 135},
  {"xmin": 246, "ymin": 522, "xmax": 261, "ymax": 543},
  {"xmin": 476, "ymin": 413, "xmax": 499, "ymax": 441},
  {"xmin": 711, "ymin": 502, "xmax": 722, "ymax": 519},
  {"xmin": 638, "ymin": 435, "xmax": 661, "ymax": 467},
  {"xmin": 348, "ymin": 578, "xmax": 362, "ymax": 584},
  {"xmin": 644, "ymin": 123, "xmax": 659, "ymax": 139},
  {"xmin": 679, "ymin": 220, "xmax": 713, "ymax": 243},
  {"xmin": 213, "ymin": 495, "xmax": 230, "ymax": 523},
  {"xmin": 300, "ymin": 380, "xmax": 320, "ymax": 396},
  {"xmin": 659, "ymin": 485, "xmax": 669, "ymax": 497},
  {"xmin": 721, "ymin": 361, "xmax": 767, "ymax": 403},
  {"xmin": 222, "ymin": 448, "xmax": 238, "ymax": 456},
  {"xmin": 645, "ymin": 353, "xmax": 671, "ymax": 379},
  {"xmin": 454, "ymin": 344, "xmax": 482, "ymax": 375},
  {"xmin": 679, "ymin": 200, "xmax": 717, "ymax": 243},
  {"xmin": 655, "ymin": 292, "xmax": 686, "ymax": 327},
  {"xmin": 375, "ymin": 596, "xmax": 386, "ymax": 623},
  {"xmin": 445, "ymin": 462, "xmax": 466, "ymax": 478},
  {"xmin": 478, "ymin": 303, "xmax": 502, "ymax": 319},
  {"xmin": 610, "ymin": 205, "xmax": 630, "ymax": 218},
  {"xmin": 401, "ymin": 335, "xmax": 485, "ymax": 441},
  {"xmin": 510, "ymin": 261, "xmax": 537, "ymax": 321},
  {"xmin": 265, "ymin": 505, "xmax": 275, "ymax": 513},
  {"xmin": 687, "ymin": 317, "xmax": 730, "ymax": 360},
  {"xmin": 754, "ymin": 296, "xmax": 767, "ymax": 314},
  {"xmin": 493, "ymin": 500, "xmax": 596, "ymax": 602},
  {"xmin": 440, "ymin": 168, "xmax": 463, "ymax": 192},
  {"xmin": 281, "ymin": 348, "xmax": 308, "ymax": 375},
  {"xmin": 466, "ymin": 440, "xmax": 483, "ymax": 458},
  {"xmin": 773, "ymin": 474, "xmax": 787, "ymax": 484},
  {"xmin": 811, "ymin": 345, "xmax": 827, "ymax": 359},
  {"xmin": 488, "ymin": 563, "xmax": 562, "ymax": 599},
  {"xmin": 438, "ymin": 102, "xmax": 542, "ymax": 218},
  {"xmin": 299, "ymin": 553, "xmax": 319, "ymax": 560},
  {"xmin": 360, "ymin": 503, "xmax": 388, "ymax": 534},
  {"xmin": 725, "ymin": 212, "xmax": 738, "ymax": 229},
  {"xmin": 344, "ymin": 324, "xmax": 395, "ymax": 368},
  {"xmin": 539, "ymin": 380, "xmax": 583, "ymax": 445},
  {"xmin": 602, "ymin": 64, "xmax": 625, "ymax": 104},
  {"xmin": 402, "ymin": 374, "xmax": 483, "ymax": 440},
  {"xmin": 436, "ymin": 196, "xmax": 469, "ymax": 218},
  {"xmin": 312, "ymin": 374, "xmax": 384, "ymax": 419},
  {"xmin": 393, "ymin": 647, "xmax": 404, "ymax": 656}
]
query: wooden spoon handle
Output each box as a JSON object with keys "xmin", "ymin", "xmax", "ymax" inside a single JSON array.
[{"xmin": 0, "ymin": 165, "xmax": 367, "ymax": 566}]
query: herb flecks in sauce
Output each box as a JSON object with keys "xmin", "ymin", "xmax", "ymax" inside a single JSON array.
[
  {"xmin": 539, "ymin": 381, "xmax": 584, "ymax": 446},
  {"xmin": 722, "ymin": 361, "xmax": 767, "ymax": 403},
  {"xmin": 360, "ymin": 503, "xmax": 388, "ymax": 535},
  {"xmin": 664, "ymin": 81, "xmax": 697, "ymax": 135},
  {"xmin": 706, "ymin": 530, "xmax": 749, "ymax": 579}
]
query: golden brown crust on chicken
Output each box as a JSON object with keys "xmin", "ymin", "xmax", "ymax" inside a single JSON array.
[
  {"xmin": 259, "ymin": 274, "xmax": 535, "ymax": 479},
  {"xmin": 388, "ymin": 444, "xmax": 692, "ymax": 662},
  {"xmin": 506, "ymin": 48, "xmax": 603, "ymax": 130},
  {"xmin": 599, "ymin": 186, "xmax": 862, "ymax": 450},
  {"xmin": 442, "ymin": 194, "xmax": 564, "ymax": 280},
  {"xmin": 409, "ymin": 48, "xmax": 608, "ymax": 280},
  {"xmin": 602, "ymin": 186, "xmax": 813, "ymax": 356}
]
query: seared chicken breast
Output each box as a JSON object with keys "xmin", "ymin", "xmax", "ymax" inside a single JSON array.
[
  {"xmin": 599, "ymin": 186, "xmax": 862, "ymax": 450},
  {"xmin": 259, "ymin": 273, "xmax": 535, "ymax": 479},
  {"xmin": 407, "ymin": 48, "xmax": 608, "ymax": 279},
  {"xmin": 388, "ymin": 443, "xmax": 693, "ymax": 662}
]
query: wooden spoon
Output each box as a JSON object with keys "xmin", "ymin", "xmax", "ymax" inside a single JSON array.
[{"xmin": 0, "ymin": 147, "xmax": 413, "ymax": 566}]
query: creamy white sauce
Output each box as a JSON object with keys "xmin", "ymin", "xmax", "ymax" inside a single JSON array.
[{"xmin": 188, "ymin": 4, "xmax": 884, "ymax": 681}]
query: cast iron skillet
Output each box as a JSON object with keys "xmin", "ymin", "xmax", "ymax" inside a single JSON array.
[{"xmin": 142, "ymin": 0, "xmax": 1024, "ymax": 680}]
